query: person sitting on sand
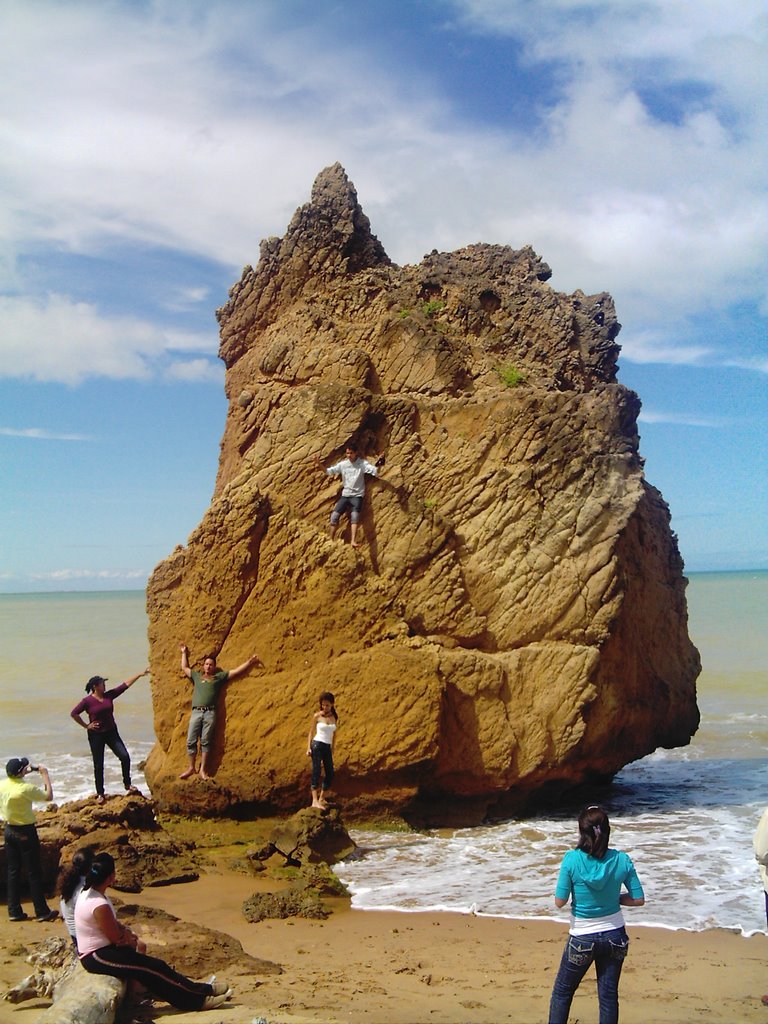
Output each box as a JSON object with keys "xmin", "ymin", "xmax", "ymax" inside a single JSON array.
[
  {"xmin": 59, "ymin": 847, "xmax": 94, "ymax": 947},
  {"xmin": 179, "ymin": 645, "xmax": 263, "ymax": 780},
  {"xmin": 0, "ymin": 757, "xmax": 58, "ymax": 922},
  {"xmin": 548, "ymin": 804, "xmax": 645, "ymax": 1024},
  {"xmin": 70, "ymin": 668, "xmax": 149, "ymax": 804},
  {"xmin": 314, "ymin": 441, "xmax": 384, "ymax": 548},
  {"xmin": 74, "ymin": 852, "xmax": 232, "ymax": 1011},
  {"xmin": 306, "ymin": 691, "xmax": 338, "ymax": 808}
]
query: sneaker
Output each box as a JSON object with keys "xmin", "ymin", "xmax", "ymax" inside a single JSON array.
[
  {"xmin": 35, "ymin": 910, "xmax": 59, "ymax": 922},
  {"xmin": 202, "ymin": 989, "xmax": 233, "ymax": 1010},
  {"xmin": 9, "ymin": 913, "xmax": 29, "ymax": 922},
  {"xmin": 206, "ymin": 976, "xmax": 230, "ymax": 996}
]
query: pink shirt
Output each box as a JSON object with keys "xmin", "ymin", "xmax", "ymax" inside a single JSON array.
[{"xmin": 74, "ymin": 887, "xmax": 115, "ymax": 957}]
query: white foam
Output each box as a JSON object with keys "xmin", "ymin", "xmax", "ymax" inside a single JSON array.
[{"xmin": 335, "ymin": 745, "xmax": 768, "ymax": 935}]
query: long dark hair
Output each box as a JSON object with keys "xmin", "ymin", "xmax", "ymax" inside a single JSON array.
[
  {"xmin": 576, "ymin": 805, "xmax": 610, "ymax": 859},
  {"xmin": 319, "ymin": 691, "xmax": 338, "ymax": 720},
  {"xmin": 59, "ymin": 847, "xmax": 94, "ymax": 902},
  {"xmin": 85, "ymin": 852, "xmax": 116, "ymax": 889}
]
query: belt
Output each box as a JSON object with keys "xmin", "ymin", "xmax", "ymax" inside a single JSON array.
[{"xmin": 192, "ymin": 705, "xmax": 216, "ymax": 711}]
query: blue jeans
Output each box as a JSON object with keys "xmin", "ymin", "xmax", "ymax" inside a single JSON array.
[
  {"xmin": 549, "ymin": 927, "xmax": 629, "ymax": 1024},
  {"xmin": 87, "ymin": 727, "xmax": 131, "ymax": 796},
  {"xmin": 186, "ymin": 706, "xmax": 217, "ymax": 753},
  {"xmin": 330, "ymin": 494, "xmax": 363, "ymax": 525}
]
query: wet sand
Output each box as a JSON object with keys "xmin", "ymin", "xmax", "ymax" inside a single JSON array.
[{"xmin": 1, "ymin": 866, "xmax": 765, "ymax": 1023}]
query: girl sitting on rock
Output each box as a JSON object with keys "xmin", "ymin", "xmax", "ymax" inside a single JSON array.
[
  {"xmin": 307, "ymin": 692, "xmax": 338, "ymax": 808},
  {"xmin": 75, "ymin": 852, "xmax": 232, "ymax": 1011}
]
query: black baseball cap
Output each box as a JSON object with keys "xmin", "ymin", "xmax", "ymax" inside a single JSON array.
[
  {"xmin": 86, "ymin": 675, "xmax": 108, "ymax": 692},
  {"xmin": 6, "ymin": 757, "xmax": 29, "ymax": 777}
]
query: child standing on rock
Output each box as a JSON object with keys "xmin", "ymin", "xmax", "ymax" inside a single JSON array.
[{"xmin": 307, "ymin": 692, "xmax": 338, "ymax": 808}]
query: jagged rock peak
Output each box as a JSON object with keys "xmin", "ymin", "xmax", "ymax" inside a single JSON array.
[{"xmin": 217, "ymin": 164, "xmax": 391, "ymax": 366}]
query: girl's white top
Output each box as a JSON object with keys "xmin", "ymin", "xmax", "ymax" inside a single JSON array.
[
  {"xmin": 314, "ymin": 720, "xmax": 337, "ymax": 744},
  {"xmin": 60, "ymin": 877, "xmax": 86, "ymax": 939}
]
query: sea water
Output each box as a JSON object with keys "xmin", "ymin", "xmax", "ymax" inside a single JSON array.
[
  {"xmin": 0, "ymin": 591, "xmax": 154, "ymax": 801},
  {"xmin": 334, "ymin": 571, "xmax": 768, "ymax": 935},
  {"xmin": 1, "ymin": 574, "xmax": 766, "ymax": 934}
]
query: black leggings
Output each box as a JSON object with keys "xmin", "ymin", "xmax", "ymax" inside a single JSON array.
[
  {"xmin": 80, "ymin": 945, "xmax": 212, "ymax": 1010},
  {"xmin": 310, "ymin": 740, "xmax": 334, "ymax": 790}
]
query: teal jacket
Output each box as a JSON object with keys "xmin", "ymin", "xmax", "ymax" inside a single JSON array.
[{"xmin": 555, "ymin": 848, "xmax": 644, "ymax": 919}]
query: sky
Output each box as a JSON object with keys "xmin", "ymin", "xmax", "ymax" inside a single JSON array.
[{"xmin": 0, "ymin": 0, "xmax": 766, "ymax": 592}]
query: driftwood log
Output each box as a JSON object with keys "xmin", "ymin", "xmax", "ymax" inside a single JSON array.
[{"xmin": 3, "ymin": 937, "xmax": 124, "ymax": 1024}]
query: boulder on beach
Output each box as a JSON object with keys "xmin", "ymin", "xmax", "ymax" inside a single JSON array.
[
  {"xmin": 143, "ymin": 162, "xmax": 700, "ymax": 825},
  {"xmin": 0, "ymin": 794, "xmax": 198, "ymax": 900}
]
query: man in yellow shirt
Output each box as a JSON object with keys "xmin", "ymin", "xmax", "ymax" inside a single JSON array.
[{"xmin": 0, "ymin": 757, "xmax": 57, "ymax": 922}]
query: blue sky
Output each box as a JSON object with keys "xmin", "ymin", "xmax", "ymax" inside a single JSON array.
[{"xmin": 0, "ymin": 0, "xmax": 765, "ymax": 592}]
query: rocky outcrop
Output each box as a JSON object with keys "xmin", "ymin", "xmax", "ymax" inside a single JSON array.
[
  {"xmin": 263, "ymin": 807, "xmax": 358, "ymax": 867},
  {"xmin": 0, "ymin": 795, "xmax": 198, "ymax": 900},
  {"xmin": 144, "ymin": 163, "xmax": 700, "ymax": 825}
]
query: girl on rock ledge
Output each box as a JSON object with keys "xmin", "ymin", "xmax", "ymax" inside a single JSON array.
[{"xmin": 307, "ymin": 692, "xmax": 338, "ymax": 808}]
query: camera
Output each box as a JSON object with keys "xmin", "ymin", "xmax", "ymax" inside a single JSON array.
[{"xmin": 29, "ymin": 765, "xmax": 39, "ymax": 772}]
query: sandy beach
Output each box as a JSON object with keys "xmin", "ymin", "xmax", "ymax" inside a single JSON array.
[{"xmin": 0, "ymin": 860, "xmax": 765, "ymax": 1024}]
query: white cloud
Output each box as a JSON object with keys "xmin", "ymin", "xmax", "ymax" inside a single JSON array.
[
  {"xmin": 0, "ymin": 0, "xmax": 765, "ymax": 376},
  {"xmin": 0, "ymin": 294, "xmax": 218, "ymax": 384},
  {"xmin": 165, "ymin": 359, "xmax": 224, "ymax": 384},
  {"xmin": 29, "ymin": 569, "xmax": 148, "ymax": 582},
  {"xmin": 163, "ymin": 286, "xmax": 212, "ymax": 313},
  {"xmin": 0, "ymin": 427, "xmax": 93, "ymax": 440},
  {"xmin": 618, "ymin": 328, "xmax": 714, "ymax": 367},
  {"xmin": 724, "ymin": 355, "xmax": 768, "ymax": 374},
  {"xmin": 638, "ymin": 410, "xmax": 724, "ymax": 428}
]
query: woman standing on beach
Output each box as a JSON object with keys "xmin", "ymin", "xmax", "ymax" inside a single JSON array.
[
  {"xmin": 74, "ymin": 852, "xmax": 231, "ymax": 1011},
  {"xmin": 548, "ymin": 805, "xmax": 645, "ymax": 1024},
  {"xmin": 70, "ymin": 669, "xmax": 148, "ymax": 804},
  {"xmin": 307, "ymin": 691, "xmax": 338, "ymax": 808}
]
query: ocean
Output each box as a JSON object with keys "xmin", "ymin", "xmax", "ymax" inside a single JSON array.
[{"xmin": 2, "ymin": 573, "xmax": 766, "ymax": 935}]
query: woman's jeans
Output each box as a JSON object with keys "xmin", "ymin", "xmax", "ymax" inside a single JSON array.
[
  {"xmin": 548, "ymin": 926, "xmax": 629, "ymax": 1024},
  {"xmin": 310, "ymin": 740, "xmax": 334, "ymax": 790},
  {"xmin": 87, "ymin": 727, "xmax": 131, "ymax": 796}
]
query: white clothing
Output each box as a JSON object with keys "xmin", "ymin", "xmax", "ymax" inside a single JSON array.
[
  {"xmin": 754, "ymin": 808, "xmax": 768, "ymax": 892},
  {"xmin": 74, "ymin": 887, "xmax": 115, "ymax": 957},
  {"xmin": 314, "ymin": 720, "xmax": 337, "ymax": 745},
  {"xmin": 569, "ymin": 910, "xmax": 626, "ymax": 935},
  {"xmin": 326, "ymin": 457, "xmax": 377, "ymax": 497},
  {"xmin": 60, "ymin": 878, "xmax": 86, "ymax": 940}
]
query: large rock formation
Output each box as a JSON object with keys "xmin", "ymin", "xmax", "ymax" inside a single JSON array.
[{"xmin": 144, "ymin": 163, "xmax": 700, "ymax": 825}]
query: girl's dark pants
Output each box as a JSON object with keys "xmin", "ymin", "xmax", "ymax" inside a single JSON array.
[
  {"xmin": 88, "ymin": 727, "xmax": 131, "ymax": 795},
  {"xmin": 80, "ymin": 945, "xmax": 212, "ymax": 1010},
  {"xmin": 310, "ymin": 740, "xmax": 334, "ymax": 790}
]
